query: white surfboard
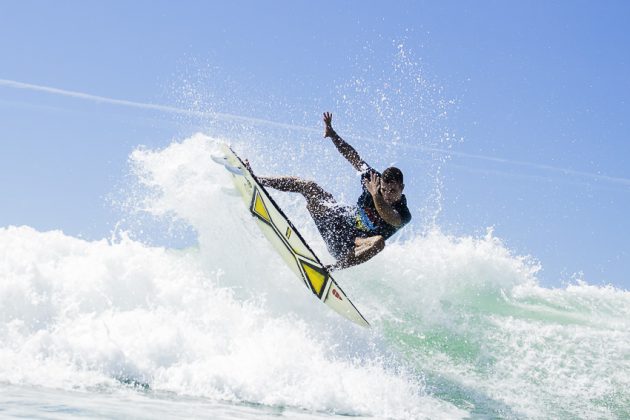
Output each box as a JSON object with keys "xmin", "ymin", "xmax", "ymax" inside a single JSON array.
[{"xmin": 213, "ymin": 144, "xmax": 370, "ymax": 328}]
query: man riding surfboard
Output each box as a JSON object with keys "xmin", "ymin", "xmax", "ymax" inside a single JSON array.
[{"xmin": 256, "ymin": 112, "xmax": 411, "ymax": 270}]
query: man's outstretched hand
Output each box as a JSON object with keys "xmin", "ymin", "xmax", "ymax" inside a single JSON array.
[
  {"xmin": 365, "ymin": 171, "xmax": 381, "ymax": 197},
  {"xmin": 323, "ymin": 112, "xmax": 335, "ymax": 138}
]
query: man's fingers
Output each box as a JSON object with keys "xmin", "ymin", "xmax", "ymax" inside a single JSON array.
[{"xmin": 323, "ymin": 112, "xmax": 334, "ymax": 137}]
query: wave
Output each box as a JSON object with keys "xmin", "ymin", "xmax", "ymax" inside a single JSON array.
[{"xmin": 1, "ymin": 134, "xmax": 628, "ymax": 419}]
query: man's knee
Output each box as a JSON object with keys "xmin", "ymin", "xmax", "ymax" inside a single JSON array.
[{"xmin": 301, "ymin": 179, "xmax": 321, "ymax": 195}]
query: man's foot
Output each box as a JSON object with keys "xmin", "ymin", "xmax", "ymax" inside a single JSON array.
[
  {"xmin": 244, "ymin": 159, "xmax": 263, "ymax": 181},
  {"xmin": 243, "ymin": 159, "xmax": 253, "ymax": 173}
]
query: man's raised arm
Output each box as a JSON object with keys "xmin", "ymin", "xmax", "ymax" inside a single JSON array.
[{"xmin": 323, "ymin": 112, "xmax": 368, "ymax": 172}]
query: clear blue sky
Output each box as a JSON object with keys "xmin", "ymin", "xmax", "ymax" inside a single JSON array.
[{"xmin": 1, "ymin": 1, "xmax": 629, "ymax": 288}]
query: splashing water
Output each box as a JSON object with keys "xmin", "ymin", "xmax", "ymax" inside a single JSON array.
[{"xmin": 1, "ymin": 134, "xmax": 628, "ymax": 419}]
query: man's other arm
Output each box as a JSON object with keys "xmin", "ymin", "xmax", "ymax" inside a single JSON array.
[
  {"xmin": 323, "ymin": 112, "xmax": 368, "ymax": 172},
  {"xmin": 364, "ymin": 172, "xmax": 403, "ymax": 226}
]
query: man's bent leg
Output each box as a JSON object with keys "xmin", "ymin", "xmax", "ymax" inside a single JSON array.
[
  {"xmin": 258, "ymin": 176, "xmax": 336, "ymax": 217},
  {"xmin": 259, "ymin": 176, "xmax": 307, "ymax": 193},
  {"xmin": 259, "ymin": 175, "xmax": 357, "ymax": 263}
]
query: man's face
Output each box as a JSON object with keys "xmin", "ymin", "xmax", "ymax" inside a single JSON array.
[{"xmin": 380, "ymin": 180, "xmax": 404, "ymax": 204}]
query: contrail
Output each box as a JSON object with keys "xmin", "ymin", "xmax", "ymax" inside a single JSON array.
[
  {"xmin": 410, "ymin": 145, "xmax": 630, "ymax": 187},
  {"xmin": 0, "ymin": 78, "xmax": 317, "ymax": 133},
  {"xmin": 359, "ymin": 132, "xmax": 630, "ymax": 188},
  {"xmin": 447, "ymin": 163, "xmax": 630, "ymax": 191},
  {"xmin": 2, "ymin": 78, "xmax": 628, "ymax": 187}
]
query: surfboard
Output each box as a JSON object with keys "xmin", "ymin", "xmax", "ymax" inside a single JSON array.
[{"xmin": 212, "ymin": 144, "xmax": 370, "ymax": 328}]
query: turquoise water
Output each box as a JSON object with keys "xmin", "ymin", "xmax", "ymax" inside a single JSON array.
[{"xmin": 1, "ymin": 136, "xmax": 628, "ymax": 419}]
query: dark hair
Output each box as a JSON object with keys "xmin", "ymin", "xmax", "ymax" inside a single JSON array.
[{"xmin": 382, "ymin": 167, "xmax": 404, "ymax": 184}]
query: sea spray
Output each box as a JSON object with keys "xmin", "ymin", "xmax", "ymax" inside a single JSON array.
[
  {"xmin": 0, "ymin": 225, "xmax": 463, "ymax": 418},
  {"xmin": 123, "ymin": 135, "xmax": 630, "ymax": 418},
  {"xmin": 2, "ymin": 134, "xmax": 628, "ymax": 419}
]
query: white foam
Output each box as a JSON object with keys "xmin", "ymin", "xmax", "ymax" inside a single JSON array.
[
  {"xmin": 2, "ymin": 134, "xmax": 628, "ymax": 418},
  {"xmin": 0, "ymin": 223, "xmax": 465, "ymax": 418}
]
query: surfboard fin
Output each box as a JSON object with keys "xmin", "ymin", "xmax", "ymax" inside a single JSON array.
[{"xmin": 211, "ymin": 155, "xmax": 244, "ymax": 175}]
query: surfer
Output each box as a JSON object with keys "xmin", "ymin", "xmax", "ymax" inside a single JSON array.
[{"xmin": 257, "ymin": 112, "xmax": 411, "ymax": 270}]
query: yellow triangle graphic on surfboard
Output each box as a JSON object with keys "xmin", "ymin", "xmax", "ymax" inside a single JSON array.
[
  {"xmin": 301, "ymin": 262, "xmax": 326, "ymax": 296},
  {"xmin": 252, "ymin": 191, "xmax": 271, "ymax": 224}
]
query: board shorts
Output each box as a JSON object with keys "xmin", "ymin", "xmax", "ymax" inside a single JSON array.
[{"xmin": 311, "ymin": 204, "xmax": 363, "ymax": 260}]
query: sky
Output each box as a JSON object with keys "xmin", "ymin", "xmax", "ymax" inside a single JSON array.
[{"xmin": 1, "ymin": 1, "xmax": 629, "ymax": 289}]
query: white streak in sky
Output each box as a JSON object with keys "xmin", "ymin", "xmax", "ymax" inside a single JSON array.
[
  {"xmin": 2, "ymin": 78, "xmax": 628, "ymax": 187},
  {"xmin": 0, "ymin": 78, "xmax": 317, "ymax": 133},
  {"xmin": 411, "ymin": 145, "xmax": 630, "ymax": 187}
]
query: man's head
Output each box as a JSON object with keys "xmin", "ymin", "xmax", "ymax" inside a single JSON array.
[{"xmin": 380, "ymin": 167, "xmax": 405, "ymax": 204}]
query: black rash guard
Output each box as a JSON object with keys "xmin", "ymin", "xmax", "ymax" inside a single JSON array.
[
  {"xmin": 311, "ymin": 167, "xmax": 411, "ymax": 260},
  {"xmin": 354, "ymin": 168, "xmax": 411, "ymax": 238}
]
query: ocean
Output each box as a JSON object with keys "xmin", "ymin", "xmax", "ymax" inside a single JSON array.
[{"xmin": 1, "ymin": 135, "xmax": 628, "ymax": 419}]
